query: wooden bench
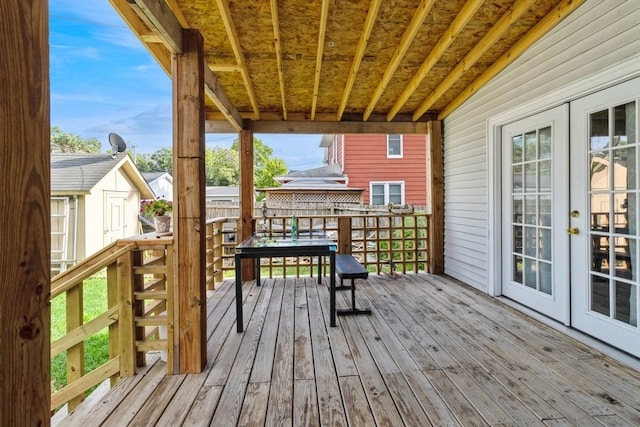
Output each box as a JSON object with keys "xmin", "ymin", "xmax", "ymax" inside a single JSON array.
[{"xmin": 335, "ymin": 254, "xmax": 372, "ymax": 316}]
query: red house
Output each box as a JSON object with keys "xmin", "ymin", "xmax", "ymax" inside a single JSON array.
[{"xmin": 321, "ymin": 134, "xmax": 427, "ymax": 206}]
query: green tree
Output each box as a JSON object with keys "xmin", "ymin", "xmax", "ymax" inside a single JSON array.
[
  {"xmin": 133, "ymin": 138, "xmax": 286, "ymax": 195},
  {"xmin": 50, "ymin": 126, "xmax": 102, "ymax": 153},
  {"xmin": 134, "ymin": 147, "xmax": 173, "ymax": 173},
  {"xmin": 206, "ymin": 146, "xmax": 238, "ymax": 186},
  {"xmin": 231, "ymin": 137, "xmax": 288, "ymax": 196}
]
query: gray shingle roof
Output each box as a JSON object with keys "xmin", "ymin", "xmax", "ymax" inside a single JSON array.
[
  {"xmin": 281, "ymin": 164, "xmax": 344, "ymax": 179},
  {"xmin": 142, "ymin": 171, "xmax": 172, "ymax": 183},
  {"xmin": 51, "ymin": 153, "xmax": 126, "ymax": 193}
]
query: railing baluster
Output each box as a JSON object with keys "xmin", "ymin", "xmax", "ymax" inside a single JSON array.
[{"xmin": 66, "ymin": 281, "xmax": 84, "ymax": 412}]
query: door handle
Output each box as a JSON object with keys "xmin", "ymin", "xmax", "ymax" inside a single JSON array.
[{"xmin": 566, "ymin": 227, "xmax": 579, "ymax": 235}]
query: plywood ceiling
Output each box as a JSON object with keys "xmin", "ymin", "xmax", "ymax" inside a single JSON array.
[{"xmin": 110, "ymin": 0, "xmax": 584, "ymax": 132}]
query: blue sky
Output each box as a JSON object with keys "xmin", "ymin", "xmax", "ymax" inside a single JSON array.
[{"xmin": 49, "ymin": 0, "xmax": 325, "ymax": 171}]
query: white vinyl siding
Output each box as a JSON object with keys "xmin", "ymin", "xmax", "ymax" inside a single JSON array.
[{"xmin": 442, "ymin": 0, "xmax": 640, "ymax": 292}]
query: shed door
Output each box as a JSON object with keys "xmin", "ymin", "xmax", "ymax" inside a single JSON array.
[
  {"xmin": 105, "ymin": 193, "xmax": 127, "ymax": 245},
  {"xmin": 569, "ymin": 78, "xmax": 640, "ymax": 356},
  {"xmin": 501, "ymin": 105, "xmax": 569, "ymax": 322}
]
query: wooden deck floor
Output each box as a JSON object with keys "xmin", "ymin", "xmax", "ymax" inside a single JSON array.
[{"xmin": 58, "ymin": 273, "xmax": 640, "ymax": 426}]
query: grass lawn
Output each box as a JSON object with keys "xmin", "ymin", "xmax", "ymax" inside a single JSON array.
[{"xmin": 51, "ymin": 276, "xmax": 110, "ymax": 394}]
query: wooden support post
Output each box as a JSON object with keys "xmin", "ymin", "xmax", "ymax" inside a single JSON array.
[
  {"xmin": 0, "ymin": 0, "xmax": 51, "ymax": 424},
  {"xmin": 427, "ymin": 120, "xmax": 444, "ymax": 274},
  {"xmin": 239, "ymin": 120, "xmax": 255, "ymax": 280},
  {"xmin": 172, "ymin": 29, "xmax": 207, "ymax": 373},
  {"xmin": 338, "ymin": 217, "xmax": 352, "ymax": 254}
]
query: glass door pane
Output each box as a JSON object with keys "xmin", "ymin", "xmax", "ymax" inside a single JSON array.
[
  {"xmin": 588, "ymin": 101, "xmax": 638, "ymax": 327},
  {"xmin": 510, "ymin": 126, "xmax": 553, "ymax": 295}
]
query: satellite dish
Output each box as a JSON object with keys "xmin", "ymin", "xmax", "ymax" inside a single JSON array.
[{"xmin": 108, "ymin": 133, "xmax": 127, "ymax": 154}]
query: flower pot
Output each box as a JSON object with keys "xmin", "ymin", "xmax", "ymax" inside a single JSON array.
[{"xmin": 153, "ymin": 215, "xmax": 172, "ymax": 235}]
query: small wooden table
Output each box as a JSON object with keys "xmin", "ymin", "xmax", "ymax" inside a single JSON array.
[{"xmin": 234, "ymin": 235, "xmax": 337, "ymax": 332}]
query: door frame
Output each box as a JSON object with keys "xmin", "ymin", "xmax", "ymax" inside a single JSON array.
[{"xmin": 487, "ymin": 59, "xmax": 640, "ymax": 315}]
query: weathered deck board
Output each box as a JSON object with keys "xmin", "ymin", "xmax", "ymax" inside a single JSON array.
[{"xmin": 56, "ymin": 273, "xmax": 640, "ymax": 426}]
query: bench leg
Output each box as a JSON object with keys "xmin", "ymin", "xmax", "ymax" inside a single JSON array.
[
  {"xmin": 336, "ymin": 278, "xmax": 372, "ymax": 316},
  {"xmin": 335, "ymin": 276, "xmax": 353, "ymax": 290}
]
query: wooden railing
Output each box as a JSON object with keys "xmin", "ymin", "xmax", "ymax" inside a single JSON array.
[
  {"xmin": 51, "ymin": 213, "xmax": 428, "ymax": 414},
  {"xmin": 205, "ymin": 213, "xmax": 430, "ymax": 281},
  {"xmin": 50, "ymin": 235, "xmax": 174, "ymax": 413}
]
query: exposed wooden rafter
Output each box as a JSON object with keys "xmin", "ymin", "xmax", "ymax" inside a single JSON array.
[
  {"xmin": 203, "ymin": 66, "xmax": 244, "ymax": 131},
  {"xmin": 311, "ymin": 0, "xmax": 330, "ymax": 120},
  {"xmin": 412, "ymin": 0, "xmax": 537, "ymax": 121},
  {"xmin": 109, "ymin": 0, "xmax": 171, "ymax": 72},
  {"xmin": 128, "ymin": 0, "xmax": 183, "ymax": 54},
  {"xmin": 164, "ymin": 0, "xmax": 189, "ymax": 27},
  {"xmin": 337, "ymin": 0, "xmax": 382, "ymax": 121},
  {"xmin": 124, "ymin": 0, "xmax": 243, "ymax": 130},
  {"xmin": 270, "ymin": 0, "xmax": 288, "ymax": 120},
  {"xmin": 387, "ymin": 0, "xmax": 485, "ymax": 121},
  {"xmin": 215, "ymin": 0, "xmax": 260, "ymax": 119},
  {"xmin": 363, "ymin": 0, "xmax": 436, "ymax": 121},
  {"xmin": 111, "ymin": 0, "xmax": 587, "ymax": 128},
  {"xmin": 439, "ymin": 0, "xmax": 587, "ymax": 119}
]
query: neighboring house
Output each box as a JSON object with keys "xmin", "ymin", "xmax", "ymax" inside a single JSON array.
[
  {"xmin": 321, "ymin": 134, "xmax": 427, "ymax": 206},
  {"xmin": 442, "ymin": 1, "xmax": 640, "ymax": 356},
  {"xmin": 51, "ymin": 153, "xmax": 154, "ymax": 273},
  {"xmin": 206, "ymin": 186, "xmax": 240, "ymax": 203},
  {"xmin": 142, "ymin": 171, "xmax": 173, "ymax": 201},
  {"xmin": 264, "ymin": 164, "xmax": 363, "ymax": 204}
]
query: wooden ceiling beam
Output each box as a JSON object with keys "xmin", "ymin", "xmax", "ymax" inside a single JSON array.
[
  {"xmin": 363, "ymin": 0, "xmax": 436, "ymax": 121},
  {"xmin": 203, "ymin": 66, "xmax": 244, "ymax": 132},
  {"xmin": 215, "ymin": 0, "xmax": 260, "ymax": 119},
  {"xmin": 439, "ymin": 0, "xmax": 587, "ymax": 119},
  {"xmin": 128, "ymin": 0, "xmax": 184, "ymax": 54},
  {"xmin": 109, "ymin": 0, "xmax": 172, "ymax": 73},
  {"xmin": 412, "ymin": 0, "xmax": 536, "ymax": 120},
  {"xmin": 337, "ymin": 0, "xmax": 382, "ymax": 121},
  {"xmin": 270, "ymin": 0, "xmax": 288, "ymax": 120},
  {"xmin": 387, "ymin": 0, "xmax": 485, "ymax": 121},
  {"xmin": 164, "ymin": 0, "xmax": 189, "ymax": 27},
  {"xmin": 311, "ymin": 0, "xmax": 330, "ymax": 120},
  {"xmin": 206, "ymin": 119, "xmax": 430, "ymax": 135}
]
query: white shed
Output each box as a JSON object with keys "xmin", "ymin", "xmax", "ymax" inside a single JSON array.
[{"xmin": 51, "ymin": 153, "xmax": 154, "ymax": 273}]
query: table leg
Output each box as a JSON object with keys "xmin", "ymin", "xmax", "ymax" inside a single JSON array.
[
  {"xmin": 235, "ymin": 253, "xmax": 243, "ymax": 333},
  {"xmin": 330, "ymin": 251, "xmax": 336, "ymax": 327},
  {"xmin": 317, "ymin": 256, "xmax": 322, "ymax": 284},
  {"xmin": 256, "ymin": 257, "xmax": 261, "ymax": 286}
]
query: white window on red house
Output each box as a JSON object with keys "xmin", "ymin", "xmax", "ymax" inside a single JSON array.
[
  {"xmin": 371, "ymin": 182, "xmax": 404, "ymax": 205},
  {"xmin": 387, "ymin": 134, "xmax": 403, "ymax": 158}
]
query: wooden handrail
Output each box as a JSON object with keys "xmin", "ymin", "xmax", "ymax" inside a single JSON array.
[{"xmin": 50, "ymin": 234, "xmax": 174, "ymax": 413}]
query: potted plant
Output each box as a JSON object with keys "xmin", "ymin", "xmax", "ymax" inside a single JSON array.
[{"xmin": 141, "ymin": 196, "xmax": 173, "ymax": 234}]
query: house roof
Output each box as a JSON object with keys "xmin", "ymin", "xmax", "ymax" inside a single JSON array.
[
  {"xmin": 112, "ymin": 0, "xmax": 584, "ymax": 134},
  {"xmin": 142, "ymin": 171, "xmax": 173, "ymax": 184},
  {"xmin": 278, "ymin": 164, "xmax": 345, "ymax": 181},
  {"xmin": 206, "ymin": 186, "xmax": 239, "ymax": 198},
  {"xmin": 51, "ymin": 153, "xmax": 154, "ymax": 198},
  {"xmin": 262, "ymin": 179, "xmax": 362, "ymax": 192}
]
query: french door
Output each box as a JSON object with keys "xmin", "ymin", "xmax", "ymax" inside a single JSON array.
[
  {"xmin": 569, "ymin": 78, "xmax": 640, "ymax": 356},
  {"xmin": 501, "ymin": 105, "xmax": 569, "ymax": 323}
]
